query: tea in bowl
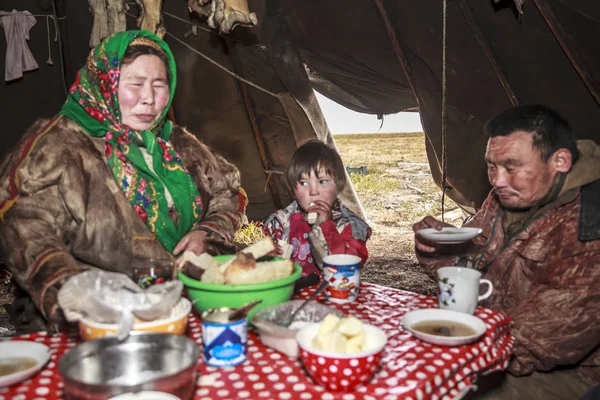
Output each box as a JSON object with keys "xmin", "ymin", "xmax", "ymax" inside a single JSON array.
[{"xmin": 402, "ymin": 308, "xmax": 486, "ymax": 346}]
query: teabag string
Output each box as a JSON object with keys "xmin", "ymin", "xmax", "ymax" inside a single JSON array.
[{"xmin": 58, "ymin": 270, "xmax": 183, "ymax": 340}]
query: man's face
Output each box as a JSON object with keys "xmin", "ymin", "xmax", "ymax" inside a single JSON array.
[{"xmin": 485, "ymin": 130, "xmax": 556, "ymax": 210}]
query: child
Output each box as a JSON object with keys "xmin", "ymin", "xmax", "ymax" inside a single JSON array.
[{"xmin": 263, "ymin": 140, "xmax": 371, "ymax": 277}]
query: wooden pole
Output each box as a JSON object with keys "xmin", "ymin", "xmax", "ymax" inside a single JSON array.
[
  {"xmin": 226, "ymin": 42, "xmax": 283, "ymax": 210},
  {"xmin": 371, "ymin": 0, "xmax": 444, "ymax": 172},
  {"xmin": 371, "ymin": 0, "xmax": 419, "ymax": 102},
  {"xmin": 457, "ymin": 0, "xmax": 520, "ymax": 106},
  {"xmin": 532, "ymin": 0, "xmax": 600, "ymax": 107}
]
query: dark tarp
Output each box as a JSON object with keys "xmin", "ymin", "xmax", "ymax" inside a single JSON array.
[{"xmin": 2, "ymin": 0, "xmax": 600, "ymax": 219}]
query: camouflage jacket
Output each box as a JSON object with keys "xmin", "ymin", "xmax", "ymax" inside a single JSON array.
[
  {"xmin": 0, "ymin": 116, "xmax": 246, "ymax": 321},
  {"xmin": 418, "ymin": 179, "xmax": 600, "ymax": 385}
]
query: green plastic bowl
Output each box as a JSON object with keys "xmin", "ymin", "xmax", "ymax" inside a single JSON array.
[{"xmin": 178, "ymin": 255, "xmax": 302, "ymax": 321}]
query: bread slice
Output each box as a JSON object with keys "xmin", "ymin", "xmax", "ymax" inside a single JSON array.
[
  {"xmin": 218, "ymin": 236, "xmax": 276, "ymax": 273},
  {"xmin": 224, "ymin": 259, "xmax": 294, "ymax": 285},
  {"xmin": 178, "ymin": 251, "xmax": 224, "ymax": 284},
  {"xmin": 307, "ymin": 202, "xmax": 317, "ymax": 224}
]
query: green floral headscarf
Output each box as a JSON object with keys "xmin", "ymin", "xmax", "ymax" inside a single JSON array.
[{"xmin": 59, "ymin": 30, "xmax": 203, "ymax": 253}]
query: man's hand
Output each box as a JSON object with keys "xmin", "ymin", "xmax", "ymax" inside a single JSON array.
[
  {"xmin": 174, "ymin": 230, "xmax": 209, "ymax": 256},
  {"xmin": 308, "ymin": 200, "xmax": 333, "ymax": 226},
  {"xmin": 412, "ymin": 216, "xmax": 453, "ymax": 253}
]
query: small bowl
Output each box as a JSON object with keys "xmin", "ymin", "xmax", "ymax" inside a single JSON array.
[
  {"xmin": 402, "ymin": 308, "xmax": 486, "ymax": 346},
  {"xmin": 296, "ymin": 322, "xmax": 387, "ymax": 392},
  {"xmin": 58, "ymin": 332, "xmax": 199, "ymax": 400},
  {"xmin": 252, "ymin": 300, "xmax": 345, "ymax": 358},
  {"xmin": 178, "ymin": 255, "xmax": 302, "ymax": 321},
  {"xmin": 78, "ymin": 297, "xmax": 191, "ymax": 341},
  {"xmin": 0, "ymin": 341, "xmax": 51, "ymax": 387}
]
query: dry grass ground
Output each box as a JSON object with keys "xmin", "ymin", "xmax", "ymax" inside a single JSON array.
[{"xmin": 334, "ymin": 133, "xmax": 464, "ymax": 296}]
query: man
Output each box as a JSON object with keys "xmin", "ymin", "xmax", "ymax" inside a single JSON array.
[{"xmin": 413, "ymin": 105, "xmax": 600, "ymax": 399}]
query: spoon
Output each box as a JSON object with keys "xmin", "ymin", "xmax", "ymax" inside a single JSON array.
[
  {"xmin": 228, "ymin": 300, "xmax": 262, "ymax": 321},
  {"xmin": 279, "ymin": 280, "xmax": 329, "ymax": 327}
]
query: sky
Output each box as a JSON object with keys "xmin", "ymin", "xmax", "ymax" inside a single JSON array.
[{"xmin": 315, "ymin": 92, "xmax": 423, "ymax": 134}]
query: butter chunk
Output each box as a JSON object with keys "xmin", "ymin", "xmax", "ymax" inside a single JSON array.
[
  {"xmin": 337, "ymin": 315, "xmax": 363, "ymax": 337},
  {"xmin": 346, "ymin": 330, "xmax": 365, "ymax": 353},
  {"xmin": 318, "ymin": 314, "xmax": 341, "ymax": 335},
  {"xmin": 314, "ymin": 331, "xmax": 347, "ymax": 353}
]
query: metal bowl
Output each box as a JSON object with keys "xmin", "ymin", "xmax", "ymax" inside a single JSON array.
[{"xmin": 58, "ymin": 333, "xmax": 199, "ymax": 400}]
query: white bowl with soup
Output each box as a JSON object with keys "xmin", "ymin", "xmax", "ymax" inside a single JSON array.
[
  {"xmin": 0, "ymin": 341, "xmax": 51, "ymax": 387},
  {"xmin": 402, "ymin": 309, "xmax": 486, "ymax": 346}
]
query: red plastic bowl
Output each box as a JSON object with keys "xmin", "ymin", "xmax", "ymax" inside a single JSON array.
[{"xmin": 296, "ymin": 322, "xmax": 387, "ymax": 392}]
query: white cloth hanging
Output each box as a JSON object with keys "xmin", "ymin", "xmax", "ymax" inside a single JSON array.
[{"xmin": 0, "ymin": 10, "xmax": 39, "ymax": 82}]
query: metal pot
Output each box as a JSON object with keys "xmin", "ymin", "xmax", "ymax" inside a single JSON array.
[{"xmin": 58, "ymin": 333, "xmax": 199, "ymax": 400}]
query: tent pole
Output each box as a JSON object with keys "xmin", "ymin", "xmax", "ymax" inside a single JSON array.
[
  {"xmin": 226, "ymin": 42, "xmax": 284, "ymax": 210},
  {"xmin": 371, "ymin": 0, "xmax": 419, "ymax": 103},
  {"xmin": 457, "ymin": 0, "xmax": 520, "ymax": 106},
  {"xmin": 531, "ymin": 0, "xmax": 600, "ymax": 108}
]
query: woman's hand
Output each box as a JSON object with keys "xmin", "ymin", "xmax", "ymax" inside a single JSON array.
[
  {"xmin": 174, "ymin": 230, "xmax": 209, "ymax": 256},
  {"xmin": 308, "ymin": 200, "xmax": 333, "ymax": 226}
]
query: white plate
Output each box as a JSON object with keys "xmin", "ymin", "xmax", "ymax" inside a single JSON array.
[
  {"xmin": 0, "ymin": 341, "xmax": 51, "ymax": 387},
  {"xmin": 417, "ymin": 227, "xmax": 483, "ymax": 244},
  {"xmin": 402, "ymin": 309, "xmax": 486, "ymax": 346},
  {"xmin": 109, "ymin": 391, "xmax": 181, "ymax": 400}
]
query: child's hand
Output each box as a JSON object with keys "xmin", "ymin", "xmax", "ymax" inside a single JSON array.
[
  {"xmin": 266, "ymin": 246, "xmax": 283, "ymax": 258},
  {"xmin": 308, "ymin": 200, "xmax": 333, "ymax": 225}
]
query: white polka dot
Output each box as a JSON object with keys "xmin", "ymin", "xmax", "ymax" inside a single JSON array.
[
  {"xmin": 350, "ymin": 359, "xmax": 359, "ymax": 367},
  {"xmin": 416, "ymin": 371, "xmax": 427, "ymax": 380},
  {"xmin": 293, "ymin": 383, "xmax": 306, "ymax": 391},
  {"xmin": 248, "ymin": 374, "xmax": 259, "ymax": 381},
  {"xmin": 41, "ymin": 371, "xmax": 53, "ymax": 377},
  {"xmin": 253, "ymin": 382, "xmax": 265, "ymax": 390},
  {"xmin": 233, "ymin": 381, "xmax": 245, "ymax": 389},
  {"xmin": 238, "ymin": 390, "xmax": 251, "ymax": 398},
  {"xmin": 329, "ymin": 365, "xmax": 338, "ymax": 373},
  {"xmin": 229, "ymin": 373, "xmax": 240, "ymax": 380},
  {"xmin": 243, "ymin": 365, "xmax": 255, "ymax": 372},
  {"xmin": 196, "ymin": 389, "xmax": 209, "ymax": 396},
  {"xmin": 321, "ymin": 393, "xmax": 334, "ymax": 400},
  {"xmin": 11, "ymin": 395, "xmax": 26, "ymax": 400},
  {"xmin": 300, "ymin": 393, "xmax": 312, "ymax": 399},
  {"xmin": 267, "ymin": 373, "xmax": 279, "ymax": 381},
  {"xmin": 217, "ymin": 389, "xmax": 229, "ymax": 396},
  {"xmin": 213, "ymin": 381, "xmax": 225, "ymax": 388},
  {"xmin": 425, "ymin": 365, "xmax": 437, "ymax": 373},
  {"xmin": 286, "ymin": 375, "xmax": 299, "ymax": 383},
  {"xmin": 317, "ymin": 357, "xmax": 326, "ymax": 365},
  {"xmin": 35, "ymin": 387, "xmax": 49, "ymax": 395},
  {"xmin": 343, "ymin": 368, "xmax": 352, "ymax": 376},
  {"xmin": 262, "ymin": 366, "xmax": 274, "ymax": 373},
  {"xmin": 281, "ymin": 366, "xmax": 293, "ymax": 374},
  {"xmin": 270, "ymin": 353, "xmax": 281, "ymax": 359},
  {"xmin": 279, "ymin": 393, "xmax": 292, "ymax": 399},
  {"xmin": 342, "ymin": 394, "xmax": 355, "ymax": 400},
  {"xmin": 433, "ymin": 359, "xmax": 444, "ymax": 366},
  {"xmin": 252, "ymin": 352, "xmax": 263, "ymax": 358}
]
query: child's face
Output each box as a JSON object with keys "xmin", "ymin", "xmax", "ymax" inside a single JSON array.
[{"xmin": 294, "ymin": 168, "xmax": 338, "ymax": 212}]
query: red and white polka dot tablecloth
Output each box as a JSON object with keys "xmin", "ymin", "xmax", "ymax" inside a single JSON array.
[{"xmin": 0, "ymin": 283, "xmax": 514, "ymax": 400}]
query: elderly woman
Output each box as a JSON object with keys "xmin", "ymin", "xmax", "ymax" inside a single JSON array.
[{"xmin": 0, "ymin": 30, "xmax": 247, "ymax": 328}]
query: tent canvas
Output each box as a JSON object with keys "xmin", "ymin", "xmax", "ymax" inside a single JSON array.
[{"xmin": 2, "ymin": 0, "xmax": 599, "ymax": 221}]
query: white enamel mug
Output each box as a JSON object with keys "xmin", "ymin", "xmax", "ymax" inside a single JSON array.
[{"xmin": 437, "ymin": 266, "xmax": 493, "ymax": 315}]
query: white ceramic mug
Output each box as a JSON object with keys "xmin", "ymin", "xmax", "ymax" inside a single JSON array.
[{"xmin": 437, "ymin": 266, "xmax": 493, "ymax": 314}]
